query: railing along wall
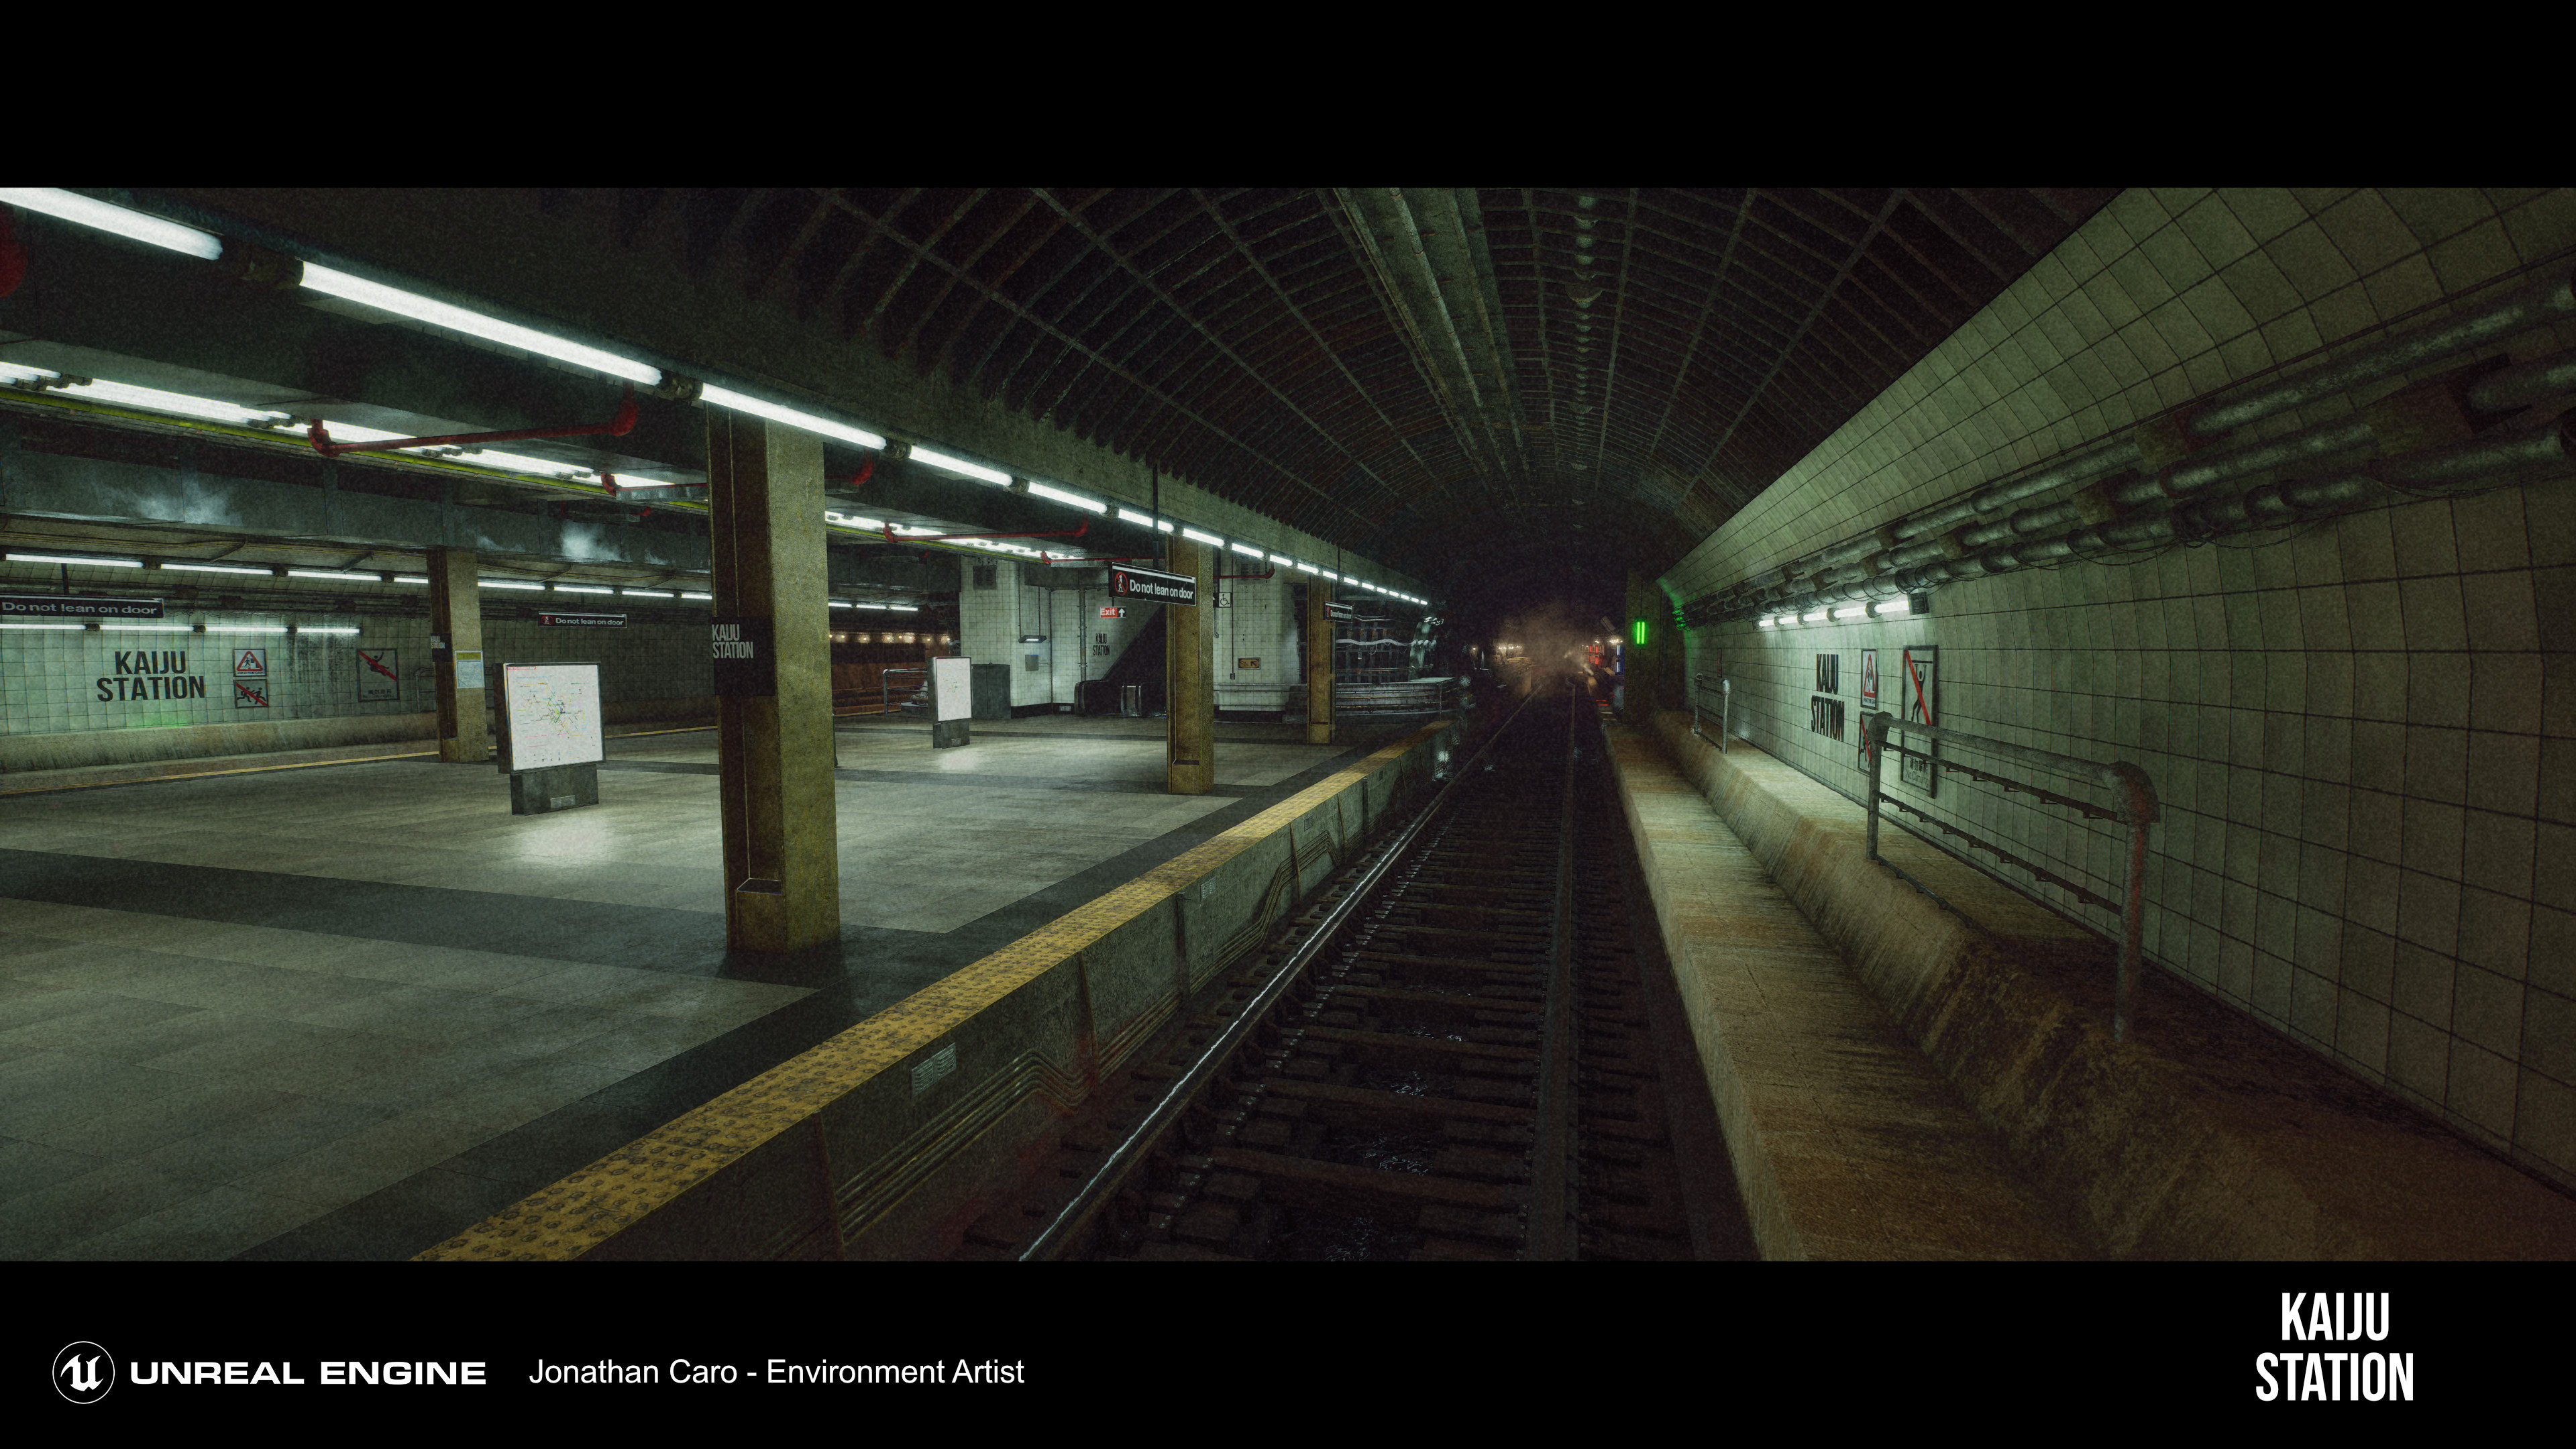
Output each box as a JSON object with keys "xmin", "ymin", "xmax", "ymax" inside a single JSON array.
[
  {"xmin": 1862, "ymin": 712, "xmax": 2159, "ymax": 1042},
  {"xmin": 1687, "ymin": 673, "xmax": 1731, "ymax": 752}
]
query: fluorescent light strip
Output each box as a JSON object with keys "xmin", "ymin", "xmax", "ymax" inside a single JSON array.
[
  {"xmin": 909, "ymin": 447, "xmax": 1011, "ymax": 485},
  {"xmin": 298, "ymin": 264, "xmax": 661, "ymax": 386},
  {"xmin": 301, "ymin": 419, "xmax": 586, "ymax": 479},
  {"xmin": 0, "ymin": 623, "xmax": 83, "ymax": 631},
  {"xmin": 552, "ymin": 585, "xmax": 614, "ymax": 595},
  {"xmin": 699, "ymin": 386, "xmax": 887, "ymax": 450},
  {"xmin": 681, "ymin": 592, "xmax": 712, "ymax": 601},
  {"xmin": 1181, "ymin": 528, "xmax": 1222, "ymax": 547},
  {"xmin": 857, "ymin": 603, "xmax": 888, "ymax": 610},
  {"xmin": 888, "ymin": 605, "xmax": 918, "ymax": 612},
  {"xmin": 1117, "ymin": 509, "xmax": 1175, "ymax": 533},
  {"xmin": 394, "ymin": 576, "xmax": 429, "ymax": 584},
  {"xmin": 480, "ymin": 580, "xmax": 545, "ymax": 590},
  {"xmin": 0, "ymin": 365, "xmax": 297, "ymax": 428},
  {"xmin": 1026, "ymin": 482, "xmax": 1106, "ymax": 513},
  {"xmin": 0, "ymin": 189, "xmax": 224, "ymax": 260},
  {"xmin": 830, "ymin": 600, "xmax": 856, "ymax": 609},
  {"xmin": 299, "ymin": 627, "xmax": 360, "ymax": 635},
  {"xmin": 100, "ymin": 624, "xmax": 194, "ymax": 632},
  {"xmin": 621, "ymin": 588, "xmax": 673, "ymax": 598},
  {"xmin": 288, "ymin": 570, "xmax": 378, "ymax": 582},
  {"xmin": 162, "ymin": 563, "xmax": 274, "ymax": 576},
  {"xmin": 1232, "ymin": 541, "xmax": 1266, "ymax": 557},
  {"xmin": 8, "ymin": 553, "xmax": 141, "ymax": 568},
  {"xmin": 204, "ymin": 625, "xmax": 287, "ymax": 633}
]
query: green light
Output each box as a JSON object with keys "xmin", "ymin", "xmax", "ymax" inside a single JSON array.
[{"xmin": 1631, "ymin": 619, "xmax": 1648, "ymax": 647}]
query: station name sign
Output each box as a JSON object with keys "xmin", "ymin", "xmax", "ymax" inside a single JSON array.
[
  {"xmin": 0, "ymin": 594, "xmax": 164, "ymax": 619},
  {"xmin": 711, "ymin": 616, "xmax": 775, "ymax": 697},
  {"xmin": 1108, "ymin": 566, "xmax": 1196, "ymax": 606}
]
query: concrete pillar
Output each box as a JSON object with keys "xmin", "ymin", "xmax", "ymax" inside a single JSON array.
[
  {"xmin": 1166, "ymin": 537, "xmax": 1214, "ymax": 794},
  {"xmin": 1303, "ymin": 574, "xmax": 1332, "ymax": 746},
  {"xmin": 708, "ymin": 410, "xmax": 841, "ymax": 953},
  {"xmin": 428, "ymin": 547, "xmax": 487, "ymax": 763}
]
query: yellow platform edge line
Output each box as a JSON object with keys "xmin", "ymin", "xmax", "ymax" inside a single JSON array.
[{"xmin": 417, "ymin": 720, "xmax": 1452, "ymax": 1260}]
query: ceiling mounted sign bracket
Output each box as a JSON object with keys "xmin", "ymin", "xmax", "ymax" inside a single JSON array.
[{"xmin": 303, "ymin": 383, "xmax": 640, "ymax": 459}]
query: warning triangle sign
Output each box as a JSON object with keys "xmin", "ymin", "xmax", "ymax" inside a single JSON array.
[{"xmin": 235, "ymin": 649, "xmax": 264, "ymax": 674}]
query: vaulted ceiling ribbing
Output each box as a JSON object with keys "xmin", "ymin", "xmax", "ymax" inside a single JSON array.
[{"xmin": 556, "ymin": 186, "xmax": 2114, "ymax": 597}]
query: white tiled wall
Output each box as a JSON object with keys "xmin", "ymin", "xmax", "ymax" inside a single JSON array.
[{"xmin": 1668, "ymin": 187, "xmax": 2576, "ymax": 1191}]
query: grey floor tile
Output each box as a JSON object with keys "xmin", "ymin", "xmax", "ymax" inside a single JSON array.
[
  {"xmin": 0, "ymin": 1157, "xmax": 214, "ymax": 1259},
  {"xmin": 19, "ymin": 1077, "xmax": 297, "ymax": 1161},
  {"xmin": 44, "ymin": 1183, "xmax": 323, "ymax": 1261},
  {"xmin": 0, "ymin": 1135, "xmax": 108, "ymax": 1203},
  {"xmin": 227, "ymin": 1112, "xmax": 497, "ymax": 1209},
  {"xmin": 127, "ymin": 1095, "xmax": 405, "ymax": 1187}
]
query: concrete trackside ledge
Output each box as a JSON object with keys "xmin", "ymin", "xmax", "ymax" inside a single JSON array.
[
  {"xmin": 413, "ymin": 720, "xmax": 1455, "ymax": 1262},
  {"xmin": 1621, "ymin": 710, "xmax": 2576, "ymax": 1260},
  {"xmin": 1606, "ymin": 721, "xmax": 2088, "ymax": 1260}
]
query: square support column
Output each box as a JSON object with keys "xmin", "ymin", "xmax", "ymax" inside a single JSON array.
[
  {"xmin": 429, "ymin": 546, "xmax": 488, "ymax": 763},
  {"xmin": 1304, "ymin": 574, "xmax": 1332, "ymax": 746},
  {"xmin": 1166, "ymin": 537, "xmax": 1215, "ymax": 795},
  {"xmin": 709, "ymin": 411, "xmax": 841, "ymax": 953}
]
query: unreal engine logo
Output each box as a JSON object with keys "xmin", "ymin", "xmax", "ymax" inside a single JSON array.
[{"xmin": 54, "ymin": 1342, "xmax": 115, "ymax": 1405}]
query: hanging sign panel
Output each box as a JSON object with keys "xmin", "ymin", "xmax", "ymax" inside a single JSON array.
[
  {"xmin": 535, "ymin": 610, "xmax": 626, "ymax": 627},
  {"xmin": 1108, "ymin": 565, "xmax": 1196, "ymax": 606},
  {"xmin": 356, "ymin": 647, "xmax": 400, "ymax": 701},
  {"xmin": 502, "ymin": 662, "xmax": 604, "ymax": 771},
  {"xmin": 0, "ymin": 594, "xmax": 162, "ymax": 618}
]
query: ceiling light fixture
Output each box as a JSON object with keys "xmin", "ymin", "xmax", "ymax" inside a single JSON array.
[
  {"xmin": 0, "ymin": 188, "xmax": 223, "ymax": 260},
  {"xmin": 699, "ymin": 386, "xmax": 888, "ymax": 451},
  {"xmin": 909, "ymin": 447, "xmax": 1010, "ymax": 485},
  {"xmin": 297, "ymin": 264, "xmax": 663, "ymax": 387},
  {"xmin": 7, "ymin": 553, "xmax": 141, "ymax": 568}
]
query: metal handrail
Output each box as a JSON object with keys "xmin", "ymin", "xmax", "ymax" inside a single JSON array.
[
  {"xmin": 1020, "ymin": 696, "xmax": 1525, "ymax": 1260},
  {"xmin": 1864, "ymin": 712, "xmax": 2158, "ymax": 1042},
  {"xmin": 1689, "ymin": 673, "xmax": 1730, "ymax": 752}
]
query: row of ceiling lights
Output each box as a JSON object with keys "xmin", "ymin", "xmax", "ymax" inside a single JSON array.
[
  {"xmin": 1, "ymin": 189, "xmax": 1434, "ymax": 610},
  {"xmin": 1756, "ymin": 596, "xmax": 1919, "ymax": 627},
  {"xmin": 1, "ymin": 551, "xmax": 919, "ymax": 612}
]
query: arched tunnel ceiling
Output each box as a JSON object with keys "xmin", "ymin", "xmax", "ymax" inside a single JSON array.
[
  {"xmin": 737, "ymin": 186, "xmax": 2116, "ymax": 604},
  {"xmin": 150, "ymin": 186, "xmax": 2118, "ymax": 610}
]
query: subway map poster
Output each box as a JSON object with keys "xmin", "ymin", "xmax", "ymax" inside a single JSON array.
[{"xmin": 502, "ymin": 662, "xmax": 604, "ymax": 771}]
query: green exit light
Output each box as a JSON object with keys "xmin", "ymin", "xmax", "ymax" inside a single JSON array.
[{"xmin": 1632, "ymin": 619, "xmax": 1648, "ymax": 647}]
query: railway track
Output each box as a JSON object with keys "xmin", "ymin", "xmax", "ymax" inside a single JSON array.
[{"xmin": 955, "ymin": 685, "xmax": 1747, "ymax": 1262}]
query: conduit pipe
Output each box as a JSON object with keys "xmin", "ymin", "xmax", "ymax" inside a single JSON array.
[
  {"xmin": 1714, "ymin": 264, "xmax": 2576, "ymax": 616},
  {"xmin": 1788, "ymin": 410, "xmax": 2573, "ymax": 611}
]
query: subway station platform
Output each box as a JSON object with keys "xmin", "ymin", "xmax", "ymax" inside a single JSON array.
[{"xmin": 0, "ymin": 712, "xmax": 1447, "ymax": 1260}]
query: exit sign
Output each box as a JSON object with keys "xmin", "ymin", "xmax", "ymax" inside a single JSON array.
[{"xmin": 1098, "ymin": 606, "xmax": 1126, "ymax": 619}]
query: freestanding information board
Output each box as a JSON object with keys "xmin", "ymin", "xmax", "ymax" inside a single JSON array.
[
  {"xmin": 930, "ymin": 655, "xmax": 971, "ymax": 749},
  {"xmin": 499, "ymin": 661, "xmax": 604, "ymax": 813}
]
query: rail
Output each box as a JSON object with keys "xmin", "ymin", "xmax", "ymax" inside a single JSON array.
[
  {"xmin": 1020, "ymin": 688, "xmax": 1535, "ymax": 1260},
  {"xmin": 1863, "ymin": 712, "xmax": 2159, "ymax": 1042},
  {"xmin": 1334, "ymin": 676, "xmax": 1464, "ymax": 714},
  {"xmin": 1688, "ymin": 674, "xmax": 1731, "ymax": 752}
]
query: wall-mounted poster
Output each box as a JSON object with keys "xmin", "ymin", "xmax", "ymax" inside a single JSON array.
[
  {"xmin": 1858, "ymin": 649, "xmax": 1878, "ymax": 769},
  {"xmin": 1898, "ymin": 645, "xmax": 1937, "ymax": 796},
  {"xmin": 356, "ymin": 647, "xmax": 399, "ymax": 702},
  {"xmin": 501, "ymin": 662, "xmax": 603, "ymax": 771}
]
